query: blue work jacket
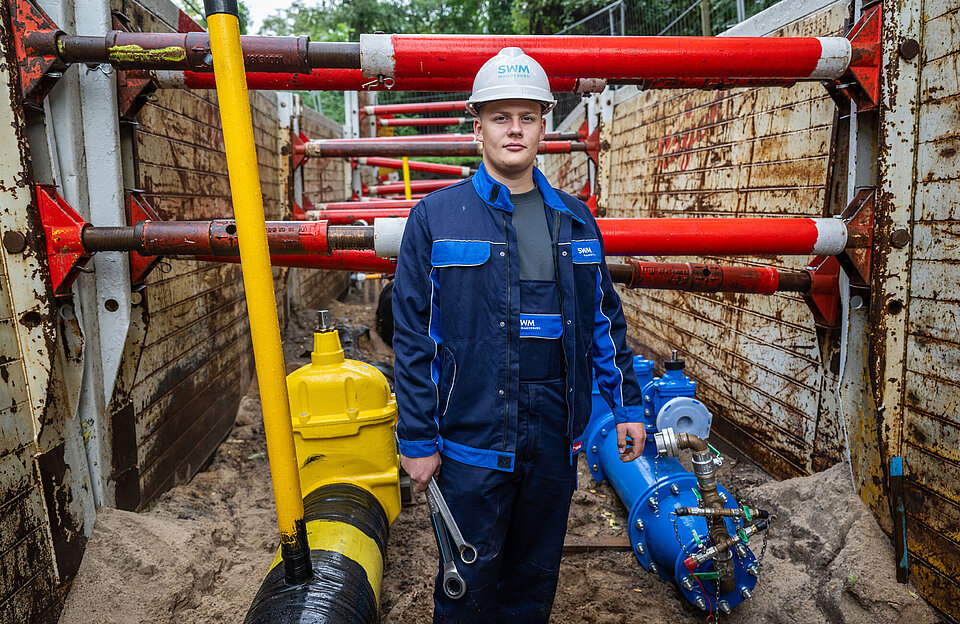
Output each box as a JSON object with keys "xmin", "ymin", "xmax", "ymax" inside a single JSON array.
[{"xmin": 393, "ymin": 163, "xmax": 643, "ymax": 471}]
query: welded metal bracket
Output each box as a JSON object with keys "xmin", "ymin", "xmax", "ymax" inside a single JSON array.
[
  {"xmin": 837, "ymin": 188, "xmax": 875, "ymax": 286},
  {"xmin": 288, "ymin": 129, "xmax": 309, "ymax": 171},
  {"xmin": 36, "ymin": 184, "xmax": 90, "ymax": 296},
  {"xmin": 803, "ymin": 255, "xmax": 841, "ymax": 328},
  {"xmin": 585, "ymin": 126, "xmax": 603, "ymax": 166},
  {"xmin": 291, "ymin": 201, "xmax": 308, "ymax": 221},
  {"xmin": 824, "ymin": 3, "xmax": 882, "ymax": 111},
  {"xmin": 11, "ymin": 0, "xmax": 65, "ymax": 105},
  {"xmin": 126, "ymin": 191, "xmax": 162, "ymax": 288},
  {"xmin": 801, "ymin": 190, "xmax": 875, "ymax": 328}
]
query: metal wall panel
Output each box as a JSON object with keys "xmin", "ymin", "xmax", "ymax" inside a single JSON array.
[
  {"xmin": 600, "ymin": 3, "xmax": 847, "ymax": 479},
  {"xmin": 0, "ymin": 1, "xmax": 86, "ymax": 618},
  {"xmin": 899, "ymin": 0, "xmax": 960, "ymax": 614}
]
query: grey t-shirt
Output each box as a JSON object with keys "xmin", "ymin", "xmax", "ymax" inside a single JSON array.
[{"xmin": 511, "ymin": 188, "xmax": 555, "ymax": 281}]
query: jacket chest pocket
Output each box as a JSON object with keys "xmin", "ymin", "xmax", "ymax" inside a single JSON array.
[{"xmin": 430, "ymin": 240, "xmax": 502, "ymax": 336}]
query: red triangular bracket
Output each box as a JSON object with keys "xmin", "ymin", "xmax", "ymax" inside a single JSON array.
[
  {"xmin": 126, "ymin": 191, "xmax": 163, "ymax": 289},
  {"xmin": 12, "ymin": 0, "xmax": 65, "ymax": 105},
  {"xmin": 36, "ymin": 184, "xmax": 90, "ymax": 296},
  {"xmin": 290, "ymin": 130, "xmax": 309, "ymax": 171},
  {"xmin": 802, "ymin": 255, "xmax": 841, "ymax": 328},
  {"xmin": 577, "ymin": 119, "xmax": 589, "ymax": 141},
  {"xmin": 837, "ymin": 188, "xmax": 875, "ymax": 286},
  {"xmin": 584, "ymin": 126, "xmax": 602, "ymax": 166},
  {"xmin": 291, "ymin": 201, "xmax": 307, "ymax": 221},
  {"xmin": 825, "ymin": 4, "xmax": 882, "ymax": 111},
  {"xmin": 177, "ymin": 8, "xmax": 206, "ymax": 32}
]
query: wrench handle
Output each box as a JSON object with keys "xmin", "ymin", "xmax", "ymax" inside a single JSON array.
[
  {"xmin": 429, "ymin": 504, "xmax": 465, "ymax": 599},
  {"xmin": 428, "ymin": 478, "xmax": 479, "ymax": 564}
]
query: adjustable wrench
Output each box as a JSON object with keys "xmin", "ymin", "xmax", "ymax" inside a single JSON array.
[
  {"xmin": 427, "ymin": 490, "xmax": 466, "ymax": 599},
  {"xmin": 427, "ymin": 478, "xmax": 479, "ymax": 564}
]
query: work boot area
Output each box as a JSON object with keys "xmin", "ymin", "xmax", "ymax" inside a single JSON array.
[
  {"xmin": 3, "ymin": 0, "xmax": 959, "ymax": 621},
  {"xmin": 57, "ymin": 297, "xmax": 939, "ymax": 624}
]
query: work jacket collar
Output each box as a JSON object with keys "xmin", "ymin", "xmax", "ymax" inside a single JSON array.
[{"xmin": 472, "ymin": 162, "xmax": 585, "ymax": 224}]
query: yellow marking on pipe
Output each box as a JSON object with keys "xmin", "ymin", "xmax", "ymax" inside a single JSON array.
[
  {"xmin": 402, "ymin": 157, "xmax": 412, "ymax": 200},
  {"xmin": 107, "ymin": 44, "xmax": 187, "ymax": 64},
  {"xmin": 269, "ymin": 519, "xmax": 384, "ymax": 600},
  {"xmin": 206, "ymin": 13, "xmax": 306, "ymax": 541}
]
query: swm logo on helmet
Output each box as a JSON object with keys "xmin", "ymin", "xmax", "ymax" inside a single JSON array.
[{"xmin": 497, "ymin": 64, "xmax": 530, "ymax": 74}]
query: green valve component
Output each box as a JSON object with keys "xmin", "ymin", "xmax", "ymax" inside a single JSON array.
[
  {"xmin": 692, "ymin": 530, "xmax": 702, "ymax": 546},
  {"xmin": 737, "ymin": 528, "xmax": 750, "ymax": 543},
  {"xmin": 694, "ymin": 571, "xmax": 720, "ymax": 580},
  {"xmin": 692, "ymin": 487, "xmax": 702, "ymax": 500},
  {"xmin": 742, "ymin": 506, "xmax": 753, "ymax": 522},
  {"xmin": 707, "ymin": 443, "xmax": 721, "ymax": 457}
]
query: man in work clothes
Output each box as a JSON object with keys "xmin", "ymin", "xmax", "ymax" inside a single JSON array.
[{"xmin": 393, "ymin": 47, "xmax": 646, "ymax": 623}]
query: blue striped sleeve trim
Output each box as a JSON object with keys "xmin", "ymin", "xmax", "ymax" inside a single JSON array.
[
  {"xmin": 593, "ymin": 267, "xmax": 625, "ymax": 406},
  {"xmin": 398, "ymin": 435, "xmax": 442, "ymax": 458}
]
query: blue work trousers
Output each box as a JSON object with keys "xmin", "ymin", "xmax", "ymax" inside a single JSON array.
[{"xmin": 433, "ymin": 380, "xmax": 577, "ymax": 624}]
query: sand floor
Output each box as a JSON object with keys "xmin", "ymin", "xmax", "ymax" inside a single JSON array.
[{"xmin": 59, "ymin": 293, "xmax": 943, "ymax": 624}]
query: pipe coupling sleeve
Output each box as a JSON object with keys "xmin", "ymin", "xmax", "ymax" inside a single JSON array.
[
  {"xmin": 203, "ymin": 0, "xmax": 238, "ymax": 16},
  {"xmin": 360, "ymin": 34, "xmax": 396, "ymax": 78},
  {"xmin": 374, "ymin": 217, "xmax": 408, "ymax": 257},
  {"xmin": 654, "ymin": 427, "xmax": 680, "ymax": 458}
]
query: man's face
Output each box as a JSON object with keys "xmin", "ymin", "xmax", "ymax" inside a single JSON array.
[{"xmin": 474, "ymin": 100, "xmax": 546, "ymax": 177}]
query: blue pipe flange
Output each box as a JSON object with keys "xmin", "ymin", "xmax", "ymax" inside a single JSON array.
[
  {"xmin": 584, "ymin": 412, "xmax": 615, "ymax": 483},
  {"xmin": 655, "ymin": 397, "xmax": 713, "ymax": 440}
]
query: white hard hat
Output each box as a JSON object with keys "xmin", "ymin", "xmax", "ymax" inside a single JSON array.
[{"xmin": 466, "ymin": 47, "xmax": 557, "ymax": 116}]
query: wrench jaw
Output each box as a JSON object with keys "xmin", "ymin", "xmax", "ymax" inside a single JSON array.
[
  {"xmin": 458, "ymin": 544, "xmax": 479, "ymax": 565},
  {"xmin": 442, "ymin": 563, "xmax": 466, "ymax": 599}
]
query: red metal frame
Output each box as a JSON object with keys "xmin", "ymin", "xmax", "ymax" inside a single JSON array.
[
  {"xmin": 378, "ymin": 117, "xmax": 467, "ymax": 128},
  {"xmin": 357, "ymin": 157, "xmax": 472, "ymax": 177},
  {"xmin": 838, "ymin": 188, "xmax": 875, "ymax": 286},
  {"xmin": 366, "ymin": 179, "xmax": 459, "ymax": 196},
  {"xmin": 802, "ymin": 255, "xmax": 841, "ymax": 328},
  {"xmin": 365, "ymin": 100, "xmax": 468, "ymax": 116},
  {"xmin": 11, "ymin": 0, "xmax": 63, "ymax": 104},
  {"xmin": 310, "ymin": 209, "xmax": 410, "ymax": 224},
  {"xmin": 36, "ymin": 184, "xmax": 89, "ymax": 296},
  {"xmin": 841, "ymin": 4, "xmax": 882, "ymax": 111},
  {"xmin": 127, "ymin": 191, "xmax": 163, "ymax": 288}
]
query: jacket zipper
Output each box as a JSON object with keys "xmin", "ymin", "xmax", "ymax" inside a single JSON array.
[
  {"xmin": 502, "ymin": 211, "xmax": 511, "ymax": 451},
  {"xmin": 553, "ymin": 215, "xmax": 573, "ymax": 442}
]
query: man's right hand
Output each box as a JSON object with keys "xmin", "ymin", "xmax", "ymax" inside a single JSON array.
[{"xmin": 400, "ymin": 452, "xmax": 442, "ymax": 492}]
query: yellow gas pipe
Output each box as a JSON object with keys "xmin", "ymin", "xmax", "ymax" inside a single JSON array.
[{"xmin": 204, "ymin": 0, "xmax": 311, "ymax": 584}]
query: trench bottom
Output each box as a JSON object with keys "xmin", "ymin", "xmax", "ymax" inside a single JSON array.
[{"xmin": 433, "ymin": 379, "xmax": 578, "ymax": 624}]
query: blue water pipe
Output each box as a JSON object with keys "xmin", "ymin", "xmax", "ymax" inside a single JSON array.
[{"xmin": 584, "ymin": 355, "xmax": 761, "ymax": 614}]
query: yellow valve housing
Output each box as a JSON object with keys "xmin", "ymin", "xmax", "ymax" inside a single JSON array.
[{"xmin": 287, "ymin": 327, "xmax": 401, "ymax": 523}]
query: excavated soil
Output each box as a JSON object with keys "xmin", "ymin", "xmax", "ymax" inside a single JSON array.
[{"xmin": 60, "ymin": 288, "xmax": 944, "ymax": 624}]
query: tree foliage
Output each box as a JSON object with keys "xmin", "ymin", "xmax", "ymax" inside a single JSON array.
[{"xmin": 178, "ymin": 0, "xmax": 251, "ymax": 33}]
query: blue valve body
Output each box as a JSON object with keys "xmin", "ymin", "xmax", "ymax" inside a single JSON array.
[{"xmin": 584, "ymin": 355, "xmax": 758, "ymax": 611}]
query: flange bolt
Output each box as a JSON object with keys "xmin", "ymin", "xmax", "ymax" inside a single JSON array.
[
  {"xmin": 741, "ymin": 588, "xmax": 753, "ymax": 600},
  {"xmin": 694, "ymin": 596, "xmax": 706, "ymax": 610}
]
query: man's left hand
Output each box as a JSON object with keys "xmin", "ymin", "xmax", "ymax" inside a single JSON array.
[{"xmin": 616, "ymin": 422, "xmax": 646, "ymax": 462}]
